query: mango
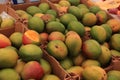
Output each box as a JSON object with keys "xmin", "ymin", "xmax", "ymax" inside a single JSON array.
[
  {"xmin": 82, "ymin": 12, "xmax": 97, "ymax": 26},
  {"xmin": 82, "ymin": 59, "xmax": 101, "ymax": 68},
  {"xmin": 39, "ymin": 32, "xmax": 49, "ymax": 43},
  {"xmin": 58, "ymin": 0, "xmax": 71, "ymax": 7},
  {"xmin": 60, "ymin": 13, "xmax": 78, "ymax": 26},
  {"xmin": 48, "ymin": 31, "xmax": 65, "ymax": 41},
  {"xmin": 28, "ymin": 16, "xmax": 44, "ymax": 33},
  {"xmin": 1, "ymin": 18, "xmax": 14, "ymax": 29},
  {"xmin": 101, "ymin": 24, "xmax": 112, "ymax": 41},
  {"xmin": 90, "ymin": 25, "xmax": 107, "ymax": 43},
  {"xmin": 16, "ymin": 10, "xmax": 27, "ymax": 16},
  {"xmin": 22, "ymin": 30, "xmax": 40, "ymax": 45},
  {"xmin": 82, "ymin": 66, "xmax": 107, "ymax": 80},
  {"xmin": 0, "ymin": 47, "xmax": 18, "ymax": 68},
  {"xmin": 42, "ymin": 74, "xmax": 60, "ymax": 80},
  {"xmin": 19, "ymin": 44, "xmax": 43, "ymax": 62},
  {"xmin": 107, "ymin": 70, "xmax": 120, "ymax": 80},
  {"xmin": 107, "ymin": 19, "xmax": 120, "ymax": 33},
  {"xmin": 34, "ymin": 13, "xmax": 44, "ymax": 18},
  {"xmin": 0, "ymin": 33, "xmax": 11, "ymax": 48},
  {"xmin": 14, "ymin": 59, "xmax": 26, "ymax": 74},
  {"xmin": 40, "ymin": 59, "xmax": 52, "ymax": 75},
  {"xmin": 60, "ymin": 57, "xmax": 73, "ymax": 70},
  {"xmin": 110, "ymin": 49, "xmax": 120, "ymax": 56},
  {"xmin": 89, "ymin": 5, "xmax": 101, "ymax": 14},
  {"xmin": 82, "ymin": 39, "xmax": 102, "ymax": 59},
  {"xmin": 110, "ymin": 34, "xmax": 120, "ymax": 51},
  {"xmin": 46, "ymin": 9, "xmax": 57, "ymax": 17},
  {"xmin": 77, "ymin": 4, "xmax": 88, "ymax": 9},
  {"xmin": 9, "ymin": 32, "xmax": 23, "ymax": 48},
  {"xmin": 26, "ymin": 6, "xmax": 42, "ymax": 16},
  {"xmin": 68, "ymin": 0, "xmax": 80, "ymax": 6},
  {"xmin": 38, "ymin": 3, "xmax": 50, "ymax": 13},
  {"xmin": 0, "ymin": 68, "xmax": 20, "ymax": 80},
  {"xmin": 96, "ymin": 10, "xmax": 108, "ymax": 24},
  {"xmin": 73, "ymin": 54, "xmax": 86, "ymax": 66},
  {"xmin": 68, "ymin": 6, "xmax": 82, "ymax": 20},
  {"xmin": 21, "ymin": 61, "xmax": 44, "ymax": 80},
  {"xmin": 67, "ymin": 21, "xmax": 85, "ymax": 37},
  {"xmin": 65, "ymin": 31, "xmax": 82, "ymax": 57},
  {"xmin": 98, "ymin": 46, "xmax": 112, "ymax": 66},
  {"xmin": 46, "ymin": 21, "xmax": 65, "ymax": 33},
  {"xmin": 46, "ymin": 40, "xmax": 68, "ymax": 60}
]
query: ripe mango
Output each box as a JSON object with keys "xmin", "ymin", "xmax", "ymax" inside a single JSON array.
[
  {"xmin": 65, "ymin": 31, "xmax": 82, "ymax": 57},
  {"xmin": 82, "ymin": 39, "xmax": 102, "ymax": 59},
  {"xmin": 46, "ymin": 40, "xmax": 68, "ymax": 60},
  {"xmin": 82, "ymin": 66, "xmax": 107, "ymax": 80},
  {"xmin": 0, "ymin": 33, "xmax": 11, "ymax": 48},
  {"xmin": 1, "ymin": 18, "xmax": 14, "ymax": 29},
  {"xmin": 21, "ymin": 61, "xmax": 44, "ymax": 80}
]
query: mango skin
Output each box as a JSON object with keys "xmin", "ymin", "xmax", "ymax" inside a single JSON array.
[
  {"xmin": 98, "ymin": 46, "xmax": 112, "ymax": 66},
  {"xmin": 0, "ymin": 48, "xmax": 18, "ymax": 68},
  {"xmin": 107, "ymin": 19, "xmax": 120, "ymax": 33},
  {"xmin": 90, "ymin": 25, "xmax": 107, "ymax": 44},
  {"xmin": 46, "ymin": 40, "xmax": 68, "ymax": 60},
  {"xmin": 21, "ymin": 61, "xmax": 44, "ymax": 80},
  {"xmin": 107, "ymin": 70, "xmax": 120, "ymax": 80},
  {"xmin": 101, "ymin": 24, "xmax": 112, "ymax": 41},
  {"xmin": 82, "ymin": 12, "xmax": 97, "ymax": 27},
  {"xmin": 110, "ymin": 49, "xmax": 120, "ymax": 56},
  {"xmin": 110, "ymin": 34, "xmax": 120, "ymax": 51},
  {"xmin": 42, "ymin": 74, "xmax": 60, "ymax": 80},
  {"xmin": 82, "ymin": 66, "xmax": 107, "ymax": 80},
  {"xmin": 82, "ymin": 59, "xmax": 101, "ymax": 68},
  {"xmin": 65, "ymin": 31, "xmax": 82, "ymax": 57},
  {"xmin": 14, "ymin": 59, "xmax": 25, "ymax": 74},
  {"xmin": 40, "ymin": 59, "xmax": 52, "ymax": 75},
  {"xmin": 48, "ymin": 31, "xmax": 65, "ymax": 42},
  {"xmin": 0, "ymin": 68, "xmax": 21, "ymax": 80},
  {"xmin": 96, "ymin": 10, "xmax": 108, "ymax": 24},
  {"xmin": 0, "ymin": 34, "xmax": 11, "ymax": 48},
  {"xmin": 1, "ymin": 18, "xmax": 14, "ymax": 29},
  {"xmin": 82, "ymin": 39, "xmax": 102, "ymax": 59}
]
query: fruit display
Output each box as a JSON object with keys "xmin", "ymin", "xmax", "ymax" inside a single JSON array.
[
  {"xmin": 0, "ymin": 30, "xmax": 62, "ymax": 80},
  {"xmin": 1, "ymin": 0, "xmax": 120, "ymax": 80}
]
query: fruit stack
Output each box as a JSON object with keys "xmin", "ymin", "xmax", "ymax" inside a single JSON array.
[
  {"xmin": 0, "ymin": 0, "xmax": 70, "ymax": 80},
  {"xmin": 3, "ymin": 0, "xmax": 120, "ymax": 80},
  {"xmin": 0, "ymin": 28, "xmax": 68, "ymax": 80}
]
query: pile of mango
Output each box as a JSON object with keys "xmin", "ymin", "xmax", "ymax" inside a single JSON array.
[
  {"xmin": 0, "ymin": 0, "xmax": 120, "ymax": 80},
  {"xmin": 0, "ymin": 30, "xmax": 62, "ymax": 80}
]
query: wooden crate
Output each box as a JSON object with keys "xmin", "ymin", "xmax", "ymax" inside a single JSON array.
[
  {"xmin": 9, "ymin": 0, "xmax": 57, "ymax": 12},
  {"xmin": 104, "ymin": 56, "xmax": 120, "ymax": 72},
  {"xmin": 0, "ymin": 4, "xmax": 27, "ymax": 37},
  {"xmin": 7, "ymin": 0, "xmax": 58, "ymax": 26}
]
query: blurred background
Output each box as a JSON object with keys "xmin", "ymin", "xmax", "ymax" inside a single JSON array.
[{"xmin": 0, "ymin": 0, "xmax": 39, "ymax": 4}]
